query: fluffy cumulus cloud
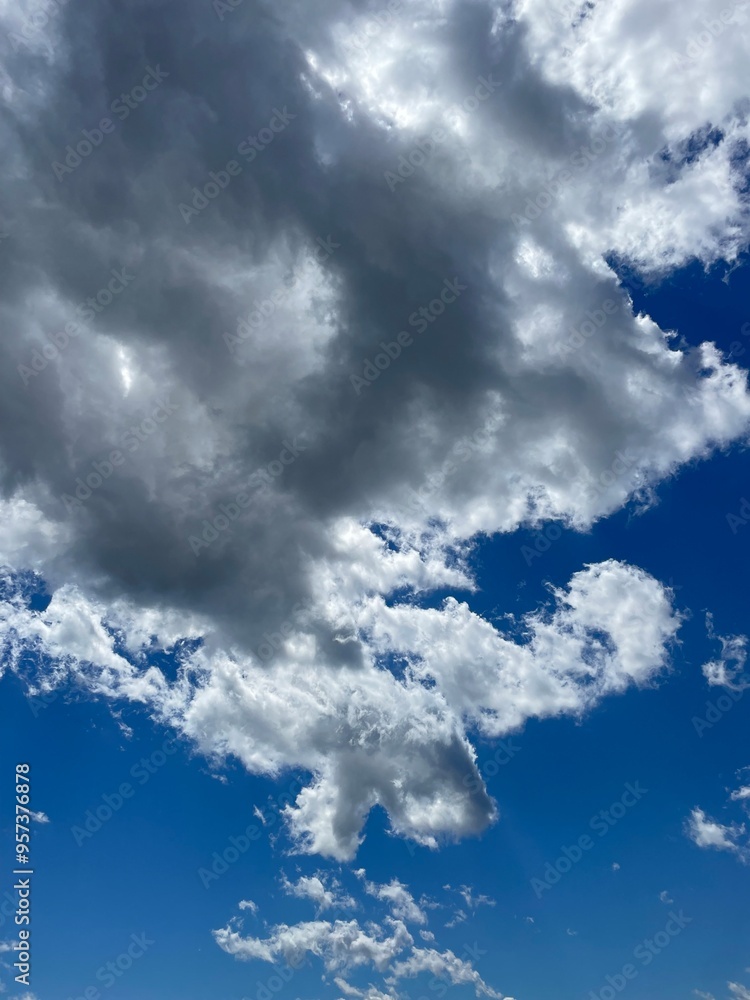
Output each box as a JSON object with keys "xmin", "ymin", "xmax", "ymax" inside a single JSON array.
[
  {"xmin": 388, "ymin": 947, "xmax": 505, "ymax": 997},
  {"xmin": 282, "ymin": 872, "xmax": 357, "ymax": 913},
  {"xmin": 686, "ymin": 807, "xmax": 746, "ymax": 855},
  {"xmin": 214, "ymin": 917, "xmax": 413, "ymax": 974},
  {"xmin": 213, "ymin": 873, "xmax": 508, "ymax": 999},
  {"xmin": 360, "ymin": 876, "xmax": 427, "ymax": 925},
  {"xmin": 686, "ymin": 769, "xmax": 750, "ymax": 861},
  {"xmin": 0, "ymin": 558, "xmax": 681, "ymax": 858},
  {"xmin": 0, "ymin": 0, "xmax": 749, "ymax": 860}
]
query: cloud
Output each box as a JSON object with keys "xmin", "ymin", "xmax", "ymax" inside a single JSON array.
[
  {"xmin": 215, "ymin": 874, "xmax": 509, "ymax": 998},
  {"xmin": 334, "ymin": 979, "xmax": 361, "ymax": 997},
  {"xmin": 28, "ymin": 810, "xmax": 50, "ymax": 824},
  {"xmin": 361, "ymin": 878, "xmax": 426, "ymax": 925},
  {"xmin": 388, "ymin": 947, "xmax": 507, "ymax": 998},
  {"xmin": 1, "ymin": 559, "xmax": 681, "ymax": 858},
  {"xmin": 659, "ymin": 890, "xmax": 674, "ymax": 904},
  {"xmin": 0, "ymin": 0, "xmax": 747, "ymax": 862},
  {"xmin": 333, "ymin": 978, "xmax": 397, "ymax": 1000},
  {"xmin": 687, "ymin": 767, "xmax": 750, "ymax": 862},
  {"xmin": 703, "ymin": 615, "xmax": 749, "ymax": 690},
  {"xmin": 214, "ymin": 915, "xmax": 413, "ymax": 975},
  {"xmin": 686, "ymin": 807, "xmax": 747, "ymax": 859},
  {"xmin": 281, "ymin": 872, "xmax": 356, "ymax": 913},
  {"xmin": 458, "ymin": 886, "xmax": 496, "ymax": 909},
  {"xmin": 696, "ymin": 981, "xmax": 750, "ymax": 1000},
  {"xmin": 238, "ymin": 899, "xmax": 258, "ymax": 914}
]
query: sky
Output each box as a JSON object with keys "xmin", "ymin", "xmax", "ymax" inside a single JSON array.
[{"xmin": 0, "ymin": 0, "xmax": 749, "ymax": 998}]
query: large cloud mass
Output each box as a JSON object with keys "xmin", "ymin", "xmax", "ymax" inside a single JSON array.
[{"xmin": 0, "ymin": 0, "xmax": 748, "ymax": 856}]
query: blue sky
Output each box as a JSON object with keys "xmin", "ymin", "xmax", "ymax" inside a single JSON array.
[{"xmin": 2, "ymin": 1, "xmax": 750, "ymax": 999}]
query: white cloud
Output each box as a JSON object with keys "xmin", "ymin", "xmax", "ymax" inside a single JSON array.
[
  {"xmin": 696, "ymin": 980, "xmax": 750, "ymax": 1000},
  {"xmin": 362, "ymin": 878, "xmax": 426, "ymax": 925},
  {"xmin": 334, "ymin": 982, "xmax": 398, "ymax": 1000},
  {"xmin": 281, "ymin": 872, "xmax": 356, "ymax": 913},
  {"xmin": 443, "ymin": 885, "xmax": 496, "ymax": 927},
  {"xmin": 659, "ymin": 890, "xmax": 674, "ymax": 904},
  {"xmin": 517, "ymin": 0, "xmax": 750, "ymax": 267},
  {"xmin": 688, "ymin": 767, "xmax": 750, "ymax": 862},
  {"xmin": 214, "ymin": 916, "xmax": 413, "ymax": 974},
  {"xmin": 458, "ymin": 886, "xmax": 496, "ymax": 910},
  {"xmin": 334, "ymin": 978, "xmax": 361, "ymax": 997},
  {"xmin": 703, "ymin": 616, "xmax": 749, "ymax": 690},
  {"xmin": 215, "ymin": 878, "xmax": 509, "ymax": 998},
  {"xmin": 238, "ymin": 900, "xmax": 258, "ymax": 915},
  {"xmin": 0, "ymin": 559, "xmax": 683, "ymax": 859},
  {"xmin": 388, "ymin": 947, "xmax": 507, "ymax": 998},
  {"xmin": 686, "ymin": 807, "xmax": 746, "ymax": 858}
]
